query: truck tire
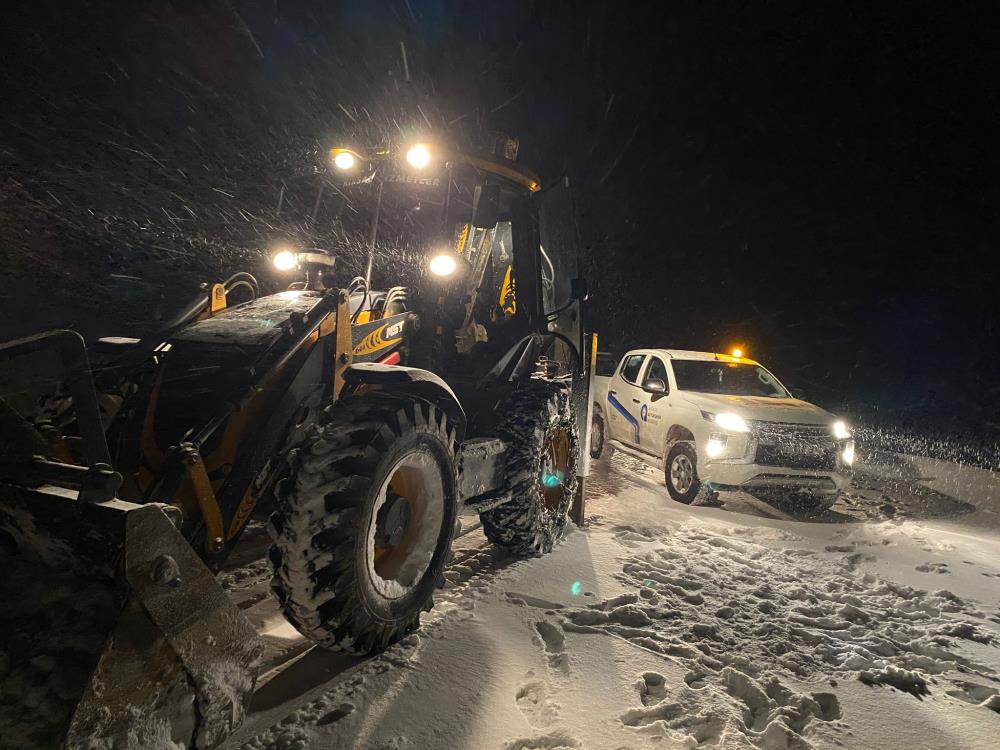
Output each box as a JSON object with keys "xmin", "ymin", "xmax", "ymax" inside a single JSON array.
[
  {"xmin": 665, "ymin": 442, "xmax": 701, "ymax": 504},
  {"xmin": 589, "ymin": 413, "xmax": 605, "ymax": 459},
  {"xmin": 268, "ymin": 394, "xmax": 458, "ymax": 654},
  {"xmin": 481, "ymin": 380, "xmax": 579, "ymax": 556}
]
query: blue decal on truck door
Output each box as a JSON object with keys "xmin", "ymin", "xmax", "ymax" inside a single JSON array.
[{"xmin": 607, "ymin": 393, "xmax": 640, "ymax": 442}]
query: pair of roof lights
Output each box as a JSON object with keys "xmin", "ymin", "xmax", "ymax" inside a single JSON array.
[{"xmin": 331, "ymin": 143, "xmax": 432, "ymax": 173}]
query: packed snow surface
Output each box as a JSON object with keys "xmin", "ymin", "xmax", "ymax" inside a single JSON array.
[{"xmin": 220, "ymin": 450, "xmax": 1000, "ymax": 750}]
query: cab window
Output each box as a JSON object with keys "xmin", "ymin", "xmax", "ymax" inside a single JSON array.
[
  {"xmin": 643, "ymin": 357, "xmax": 669, "ymax": 391},
  {"xmin": 620, "ymin": 354, "xmax": 646, "ymax": 384}
]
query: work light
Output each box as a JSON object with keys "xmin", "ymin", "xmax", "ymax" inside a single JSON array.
[
  {"xmin": 334, "ymin": 151, "xmax": 355, "ymax": 170},
  {"xmin": 331, "ymin": 147, "xmax": 362, "ymax": 171},
  {"xmin": 406, "ymin": 143, "xmax": 432, "ymax": 169},
  {"xmin": 429, "ymin": 253, "xmax": 457, "ymax": 277},
  {"xmin": 272, "ymin": 250, "xmax": 297, "ymax": 271}
]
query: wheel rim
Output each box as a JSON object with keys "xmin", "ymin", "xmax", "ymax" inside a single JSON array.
[
  {"xmin": 540, "ymin": 427, "xmax": 571, "ymax": 514},
  {"xmin": 366, "ymin": 447, "xmax": 445, "ymax": 600},
  {"xmin": 670, "ymin": 453, "xmax": 694, "ymax": 494}
]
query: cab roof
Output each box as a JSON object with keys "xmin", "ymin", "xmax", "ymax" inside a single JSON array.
[{"xmin": 628, "ymin": 348, "xmax": 760, "ymax": 366}]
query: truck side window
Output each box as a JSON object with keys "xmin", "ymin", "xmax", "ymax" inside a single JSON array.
[
  {"xmin": 620, "ymin": 354, "xmax": 645, "ymax": 384},
  {"xmin": 644, "ymin": 358, "xmax": 669, "ymax": 392}
]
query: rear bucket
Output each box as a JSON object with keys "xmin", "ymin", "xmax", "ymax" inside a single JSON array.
[{"xmin": 0, "ymin": 481, "xmax": 264, "ymax": 749}]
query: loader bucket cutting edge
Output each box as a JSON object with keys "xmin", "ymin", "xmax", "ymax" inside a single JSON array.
[{"xmin": 0, "ymin": 481, "xmax": 264, "ymax": 749}]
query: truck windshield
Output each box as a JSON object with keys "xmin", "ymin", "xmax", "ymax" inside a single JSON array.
[{"xmin": 672, "ymin": 360, "xmax": 788, "ymax": 398}]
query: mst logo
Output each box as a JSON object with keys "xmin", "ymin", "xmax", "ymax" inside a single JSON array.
[{"xmin": 354, "ymin": 320, "xmax": 405, "ymax": 357}]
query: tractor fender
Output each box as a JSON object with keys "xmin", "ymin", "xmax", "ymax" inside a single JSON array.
[{"xmin": 341, "ymin": 363, "xmax": 467, "ymax": 440}]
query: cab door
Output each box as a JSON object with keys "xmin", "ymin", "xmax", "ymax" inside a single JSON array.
[
  {"xmin": 636, "ymin": 355, "xmax": 671, "ymax": 455},
  {"xmin": 606, "ymin": 353, "xmax": 645, "ymax": 446}
]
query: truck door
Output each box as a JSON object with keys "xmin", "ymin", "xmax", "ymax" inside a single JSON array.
[
  {"xmin": 607, "ymin": 353, "xmax": 645, "ymax": 446},
  {"xmin": 636, "ymin": 355, "xmax": 671, "ymax": 455}
]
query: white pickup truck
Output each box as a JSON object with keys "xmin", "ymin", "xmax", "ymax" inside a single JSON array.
[{"xmin": 591, "ymin": 349, "xmax": 854, "ymax": 506}]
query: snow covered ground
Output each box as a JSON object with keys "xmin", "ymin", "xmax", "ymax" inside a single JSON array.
[{"xmin": 221, "ymin": 449, "xmax": 1000, "ymax": 750}]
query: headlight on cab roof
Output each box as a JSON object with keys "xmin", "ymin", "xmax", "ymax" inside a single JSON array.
[
  {"xmin": 701, "ymin": 411, "xmax": 750, "ymax": 433},
  {"xmin": 832, "ymin": 420, "xmax": 851, "ymax": 440}
]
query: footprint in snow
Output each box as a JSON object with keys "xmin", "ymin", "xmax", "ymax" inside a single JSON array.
[
  {"xmin": 683, "ymin": 670, "xmax": 708, "ymax": 689},
  {"xmin": 915, "ymin": 561, "xmax": 950, "ymax": 574},
  {"xmin": 506, "ymin": 592, "xmax": 566, "ymax": 610},
  {"xmin": 824, "ymin": 544, "xmax": 855, "ymax": 553},
  {"xmin": 946, "ymin": 679, "xmax": 1000, "ymax": 709},
  {"xmin": 316, "ymin": 702, "xmax": 355, "ymax": 726},
  {"xmin": 534, "ymin": 620, "xmax": 569, "ymax": 671},
  {"xmin": 636, "ymin": 671, "xmax": 668, "ymax": 705},
  {"xmin": 515, "ymin": 678, "xmax": 560, "ymax": 728},
  {"xmin": 502, "ymin": 730, "xmax": 582, "ymax": 750}
]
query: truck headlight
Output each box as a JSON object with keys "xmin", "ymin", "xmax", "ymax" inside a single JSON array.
[
  {"xmin": 841, "ymin": 441, "xmax": 855, "ymax": 466},
  {"xmin": 706, "ymin": 434, "xmax": 728, "ymax": 458},
  {"xmin": 832, "ymin": 420, "xmax": 850, "ymax": 440},
  {"xmin": 702, "ymin": 411, "xmax": 750, "ymax": 433}
]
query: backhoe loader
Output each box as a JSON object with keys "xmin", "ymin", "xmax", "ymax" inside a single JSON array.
[{"xmin": 0, "ymin": 139, "xmax": 592, "ymax": 748}]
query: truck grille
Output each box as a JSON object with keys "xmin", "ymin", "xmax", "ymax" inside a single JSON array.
[{"xmin": 751, "ymin": 421, "xmax": 838, "ymax": 471}]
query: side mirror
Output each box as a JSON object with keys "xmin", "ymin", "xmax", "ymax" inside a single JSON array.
[
  {"xmin": 788, "ymin": 387, "xmax": 806, "ymax": 400},
  {"xmin": 570, "ymin": 277, "xmax": 589, "ymax": 301},
  {"xmin": 644, "ymin": 378, "xmax": 667, "ymax": 394}
]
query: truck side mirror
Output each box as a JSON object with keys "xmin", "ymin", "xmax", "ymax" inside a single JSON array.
[
  {"xmin": 570, "ymin": 277, "xmax": 588, "ymax": 301},
  {"xmin": 789, "ymin": 386, "xmax": 806, "ymax": 400},
  {"xmin": 643, "ymin": 378, "xmax": 667, "ymax": 394}
]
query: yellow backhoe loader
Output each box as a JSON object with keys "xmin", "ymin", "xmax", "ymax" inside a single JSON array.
[{"xmin": 0, "ymin": 140, "xmax": 592, "ymax": 748}]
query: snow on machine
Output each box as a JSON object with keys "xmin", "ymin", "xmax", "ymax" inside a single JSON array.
[
  {"xmin": 590, "ymin": 348, "xmax": 854, "ymax": 505},
  {"xmin": 0, "ymin": 139, "xmax": 592, "ymax": 748}
]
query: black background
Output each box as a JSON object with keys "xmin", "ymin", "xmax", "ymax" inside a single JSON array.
[{"xmin": 1, "ymin": 1, "xmax": 998, "ymax": 448}]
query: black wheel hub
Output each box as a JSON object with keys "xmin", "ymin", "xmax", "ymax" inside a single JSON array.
[{"xmin": 375, "ymin": 490, "xmax": 411, "ymax": 548}]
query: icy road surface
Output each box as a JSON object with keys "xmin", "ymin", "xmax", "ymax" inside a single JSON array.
[{"xmin": 222, "ymin": 451, "xmax": 1000, "ymax": 750}]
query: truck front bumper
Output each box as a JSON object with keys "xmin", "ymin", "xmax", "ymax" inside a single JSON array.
[
  {"xmin": 700, "ymin": 461, "xmax": 851, "ymax": 494},
  {"xmin": 697, "ymin": 430, "xmax": 854, "ymax": 496}
]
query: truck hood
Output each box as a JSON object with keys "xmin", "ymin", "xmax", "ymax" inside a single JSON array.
[{"xmin": 680, "ymin": 392, "xmax": 835, "ymax": 425}]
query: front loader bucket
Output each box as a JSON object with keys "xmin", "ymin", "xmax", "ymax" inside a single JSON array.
[{"xmin": 0, "ymin": 481, "xmax": 263, "ymax": 749}]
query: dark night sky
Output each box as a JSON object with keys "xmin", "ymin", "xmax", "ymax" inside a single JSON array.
[{"xmin": 1, "ymin": 1, "xmax": 998, "ymax": 446}]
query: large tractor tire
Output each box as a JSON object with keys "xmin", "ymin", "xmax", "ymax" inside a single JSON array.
[
  {"xmin": 268, "ymin": 394, "xmax": 458, "ymax": 654},
  {"xmin": 481, "ymin": 380, "xmax": 579, "ymax": 557}
]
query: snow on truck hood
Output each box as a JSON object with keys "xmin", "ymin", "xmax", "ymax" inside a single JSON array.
[{"xmin": 680, "ymin": 391, "xmax": 834, "ymax": 425}]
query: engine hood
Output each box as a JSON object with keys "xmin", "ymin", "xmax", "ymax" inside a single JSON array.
[{"xmin": 680, "ymin": 392, "xmax": 835, "ymax": 425}]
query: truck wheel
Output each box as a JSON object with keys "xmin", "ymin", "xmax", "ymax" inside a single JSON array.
[
  {"xmin": 589, "ymin": 413, "xmax": 605, "ymax": 459},
  {"xmin": 481, "ymin": 380, "xmax": 579, "ymax": 556},
  {"xmin": 665, "ymin": 442, "xmax": 701, "ymax": 504},
  {"xmin": 268, "ymin": 394, "xmax": 458, "ymax": 654}
]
